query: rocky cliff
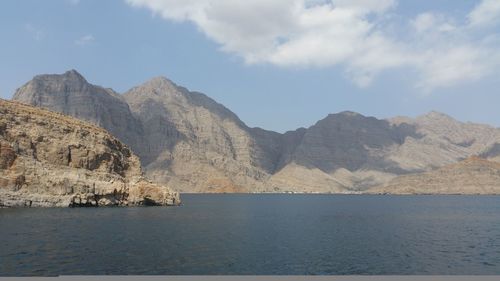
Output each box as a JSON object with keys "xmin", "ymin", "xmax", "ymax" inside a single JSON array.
[
  {"xmin": 0, "ymin": 99, "xmax": 180, "ymax": 207},
  {"xmin": 12, "ymin": 70, "xmax": 500, "ymax": 194}
]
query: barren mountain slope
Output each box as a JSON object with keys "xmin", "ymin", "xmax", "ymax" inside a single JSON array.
[
  {"xmin": 123, "ymin": 77, "xmax": 286, "ymax": 192},
  {"xmin": 372, "ymin": 157, "xmax": 500, "ymax": 194}
]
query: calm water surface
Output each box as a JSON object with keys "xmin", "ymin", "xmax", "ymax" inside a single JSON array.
[{"xmin": 2, "ymin": 194, "xmax": 500, "ymax": 275}]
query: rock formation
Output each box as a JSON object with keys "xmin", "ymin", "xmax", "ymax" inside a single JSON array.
[
  {"xmin": 122, "ymin": 77, "xmax": 276, "ymax": 192},
  {"xmin": 13, "ymin": 70, "xmax": 143, "ymax": 149},
  {"xmin": 0, "ymin": 99, "xmax": 180, "ymax": 207},
  {"xmin": 11, "ymin": 70, "xmax": 500, "ymax": 194},
  {"xmin": 268, "ymin": 111, "xmax": 500, "ymax": 192},
  {"xmin": 372, "ymin": 156, "xmax": 500, "ymax": 194}
]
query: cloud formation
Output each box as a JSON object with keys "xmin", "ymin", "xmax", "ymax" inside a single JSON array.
[
  {"xmin": 75, "ymin": 34, "xmax": 95, "ymax": 46},
  {"xmin": 468, "ymin": 0, "xmax": 500, "ymax": 27},
  {"xmin": 126, "ymin": 0, "xmax": 500, "ymax": 92}
]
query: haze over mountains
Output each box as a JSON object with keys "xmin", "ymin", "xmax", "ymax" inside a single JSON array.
[{"xmin": 12, "ymin": 70, "xmax": 500, "ymax": 193}]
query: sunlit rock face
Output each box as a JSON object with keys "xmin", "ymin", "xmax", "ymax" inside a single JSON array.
[{"xmin": 0, "ymin": 99, "xmax": 179, "ymax": 207}]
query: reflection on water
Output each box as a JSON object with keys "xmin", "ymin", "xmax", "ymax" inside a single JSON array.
[{"xmin": 2, "ymin": 194, "xmax": 500, "ymax": 275}]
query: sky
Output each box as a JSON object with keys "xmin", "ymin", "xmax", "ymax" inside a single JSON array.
[{"xmin": 0, "ymin": 0, "xmax": 499, "ymax": 133}]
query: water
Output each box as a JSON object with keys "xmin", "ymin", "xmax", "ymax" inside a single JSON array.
[{"xmin": 2, "ymin": 194, "xmax": 500, "ymax": 276}]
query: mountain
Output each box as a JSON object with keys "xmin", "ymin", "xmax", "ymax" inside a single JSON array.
[
  {"xmin": 267, "ymin": 110, "xmax": 500, "ymax": 192},
  {"xmin": 372, "ymin": 156, "xmax": 500, "ymax": 194},
  {"xmin": 0, "ymin": 99, "xmax": 180, "ymax": 207},
  {"xmin": 122, "ymin": 77, "xmax": 281, "ymax": 192},
  {"xmin": 268, "ymin": 112, "xmax": 421, "ymax": 191},
  {"xmin": 11, "ymin": 70, "xmax": 500, "ymax": 194},
  {"xmin": 13, "ymin": 70, "xmax": 143, "ymax": 149}
]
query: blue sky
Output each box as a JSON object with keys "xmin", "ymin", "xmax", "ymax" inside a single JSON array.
[{"xmin": 0, "ymin": 0, "xmax": 499, "ymax": 132}]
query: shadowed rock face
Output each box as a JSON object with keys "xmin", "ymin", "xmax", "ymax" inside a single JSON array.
[
  {"xmin": 0, "ymin": 99, "xmax": 180, "ymax": 207},
  {"xmin": 12, "ymin": 70, "xmax": 500, "ymax": 194},
  {"xmin": 286, "ymin": 112, "xmax": 423, "ymax": 173},
  {"xmin": 480, "ymin": 143, "xmax": 500, "ymax": 161}
]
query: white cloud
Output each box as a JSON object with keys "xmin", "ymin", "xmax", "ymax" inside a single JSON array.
[
  {"xmin": 126, "ymin": 0, "xmax": 500, "ymax": 92},
  {"xmin": 411, "ymin": 13, "xmax": 456, "ymax": 34},
  {"xmin": 75, "ymin": 34, "xmax": 95, "ymax": 46},
  {"xmin": 330, "ymin": 0, "xmax": 396, "ymax": 14},
  {"xmin": 416, "ymin": 46, "xmax": 494, "ymax": 93},
  {"xmin": 468, "ymin": 0, "xmax": 500, "ymax": 27}
]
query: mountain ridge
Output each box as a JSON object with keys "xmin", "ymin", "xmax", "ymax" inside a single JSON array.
[
  {"xmin": 372, "ymin": 156, "xmax": 500, "ymax": 195},
  {"xmin": 11, "ymin": 70, "xmax": 500, "ymax": 194}
]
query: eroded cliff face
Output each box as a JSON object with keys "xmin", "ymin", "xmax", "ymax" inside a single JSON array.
[{"xmin": 0, "ymin": 99, "xmax": 180, "ymax": 207}]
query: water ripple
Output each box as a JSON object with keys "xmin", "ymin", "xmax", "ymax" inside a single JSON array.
[{"xmin": 1, "ymin": 194, "xmax": 500, "ymax": 275}]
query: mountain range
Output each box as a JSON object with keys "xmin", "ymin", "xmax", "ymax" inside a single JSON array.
[{"xmin": 11, "ymin": 70, "xmax": 500, "ymax": 193}]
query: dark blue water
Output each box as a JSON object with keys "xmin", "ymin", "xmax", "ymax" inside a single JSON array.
[{"xmin": 2, "ymin": 194, "xmax": 500, "ymax": 276}]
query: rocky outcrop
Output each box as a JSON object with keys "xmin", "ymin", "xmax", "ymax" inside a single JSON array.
[
  {"xmin": 12, "ymin": 70, "xmax": 500, "ymax": 194},
  {"xmin": 0, "ymin": 99, "xmax": 180, "ymax": 207},
  {"xmin": 371, "ymin": 156, "xmax": 500, "ymax": 194}
]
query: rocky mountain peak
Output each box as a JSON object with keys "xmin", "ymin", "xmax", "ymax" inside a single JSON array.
[
  {"xmin": 124, "ymin": 74, "xmax": 245, "ymax": 127},
  {"xmin": 418, "ymin": 111, "xmax": 456, "ymax": 123},
  {"xmin": 29, "ymin": 69, "xmax": 88, "ymax": 87},
  {"xmin": 61, "ymin": 69, "xmax": 86, "ymax": 81},
  {"xmin": 338, "ymin": 111, "xmax": 362, "ymax": 117},
  {"xmin": 127, "ymin": 76, "xmax": 182, "ymax": 99},
  {"xmin": 317, "ymin": 111, "xmax": 380, "ymax": 129},
  {"xmin": 12, "ymin": 70, "xmax": 144, "ymax": 155},
  {"xmin": 144, "ymin": 76, "xmax": 176, "ymax": 90}
]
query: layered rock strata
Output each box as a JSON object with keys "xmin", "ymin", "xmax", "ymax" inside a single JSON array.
[{"xmin": 0, "ymin": 99, "xmax": 180, "ymax": 207}]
